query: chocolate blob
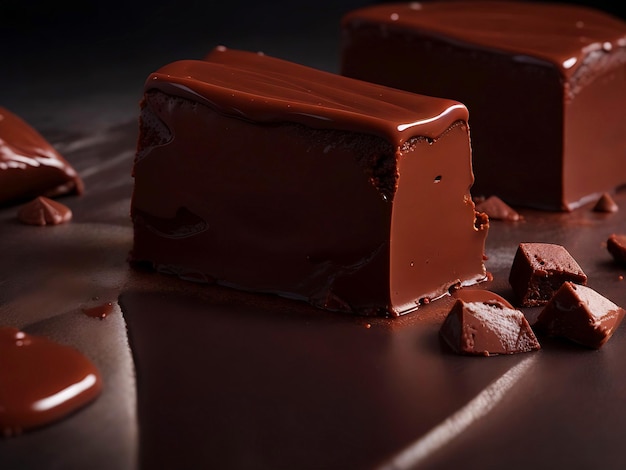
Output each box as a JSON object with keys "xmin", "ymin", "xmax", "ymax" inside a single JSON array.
[{"xmin": 0, "ymin": 327, "xmax": 102, "ymax": 437}]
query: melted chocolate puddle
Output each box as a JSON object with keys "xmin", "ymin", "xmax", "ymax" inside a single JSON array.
[{"xmin": 0, "ymin": 327, "xmax": 103, "ymax": 437}]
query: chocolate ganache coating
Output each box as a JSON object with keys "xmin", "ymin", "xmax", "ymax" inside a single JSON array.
[
  {"xmin": 341, "ymin": 1, "xmax": 626, "ymax": 211},
  {"xmin": 130, "ymin": 47, "xmax": 489, "ymax": 316}
]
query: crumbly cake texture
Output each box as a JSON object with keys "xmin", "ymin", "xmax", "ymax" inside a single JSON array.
[
  {"xmin": 535, "ymin": 282, "xmax": 625, "ymax": 348},
  {"xmin": 508, "ymin": 243, "xmax": 587, "ymax": 307},
  {"xmin": 130, "ymin": 47, "xmax": 489, "ymax": 316},
  {"xmin": 340, "ymin": 1, "xmax": 626, "ymax": 211}
]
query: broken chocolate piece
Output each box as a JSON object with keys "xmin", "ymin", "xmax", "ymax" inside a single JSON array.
[
  {"xmin": 607, "ymin": 234, "xmax": 626, "ymax": 265},
  {"xmin": 593, "ymin": 193, "xmax": 618, "ymax": 213},
  {"xmin": 474, "ymin": 195, "xmax": 521, "ymax": 221},
  {"xmin": 341, "ymin": 2, "xmax": 626, "ymax": 210},
  {"xmin": 534, "ymin": 282, "xmax": 625, "ymax": 349},
  {"xmin": 440, "ymin": 299, "xmax": 541, "ymax": 356},
  {"xmin": 0, "ymin": 107, "xmax": 83, "ymax": 206},
  {"xmin": 130, "ymin": 47, "xmax": 489, "ymax": 316},
  {"xmin": 509, "ymin": 243, "xmax": 587, "ymax": 307},
  {"xmin": 0, "ymin": 327, "xmax": 102, "ymax": 437},
  {"xmin": 17, "ymin": 196, "xmax": 72, "ymax": 226}
]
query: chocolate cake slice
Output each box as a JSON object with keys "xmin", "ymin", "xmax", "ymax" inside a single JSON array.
[
  {"xmin": 130, "ymin": 47, "xmax": 488, "ymax": 316},
  {"xmin": 341, "ymin": 2, "xmax": 626, "ymax": 210}
]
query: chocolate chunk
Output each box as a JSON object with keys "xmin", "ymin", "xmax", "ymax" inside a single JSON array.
[
  {"xmin": 17, "ymin": 196, "xmax": 72, "ymax": 226},
  {"xmin": 440, "ymin": 299, "xmax": 541, "ymax": 356},
  {"xmin": 607, "ymin": 233, "xmax": 626, "ymax": 265},
  {"xmin": 341, "ymin": 2, "xmax": 626, "ymax": 210},
  {"xmin": 474, "ymin": 195, "xmax": 521, "ymax": 221},
  {"xmin": 534, "ymin": 282, "xmax": 625, "ymax": 349},
  {"xmin": 130, "ymin": 47, "xmax": 489, "ymax": 316},
  {"xmin": 593, "ymin": 192, "xmax": 619, "ymax": 213},
  {"xmin": 509, "ymin": 243, "xmax": 587, "ymax": 307},
  {"xmin": 0, "ymin": 107, "xmax": 83, "ymax": 206}
]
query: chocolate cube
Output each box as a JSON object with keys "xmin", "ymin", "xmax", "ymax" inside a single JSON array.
[
  {"xmin": 440, "ymin": 299, "xmax": 541, "ymax": 356},
  {"xmin": 535, "ymin": 282, "xmax": 625, "ymax": 348},
  {"xmin": 509, "ymin": 243, "xmax": 587, "ymax": 307}
]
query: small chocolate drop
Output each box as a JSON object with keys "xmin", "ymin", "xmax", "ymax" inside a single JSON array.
[{"xmin": 17, "ymin": 196, "xmax": 72, "ymax": 226}]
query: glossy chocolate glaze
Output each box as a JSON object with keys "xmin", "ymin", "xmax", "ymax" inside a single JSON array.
[
  {"xmin": 0, "ymin": 107, "xmax": 83, "ymax": 206},
  {"xmin": 0, "ymin": 327, "xmax": 102, "ymax": 437},
  {"xmin": 149, "ymin": 47, "xmax": 470, "ymax": 144},
  {"xmin": 130, "ymin": 48, "xmax": 488, "ymax": 316},
  {"xmin": 341, "ymin": 1, "xmax": 626, "ymax": 210}
]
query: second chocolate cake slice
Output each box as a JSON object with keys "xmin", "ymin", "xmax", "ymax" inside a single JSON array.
[
  {"xmin": 130, "ymin": 47, "xmax": 489, "ymax": 316},
  {"xmin": 341, "ymin": 2, "xmax": 626, "ymax": 211}
]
